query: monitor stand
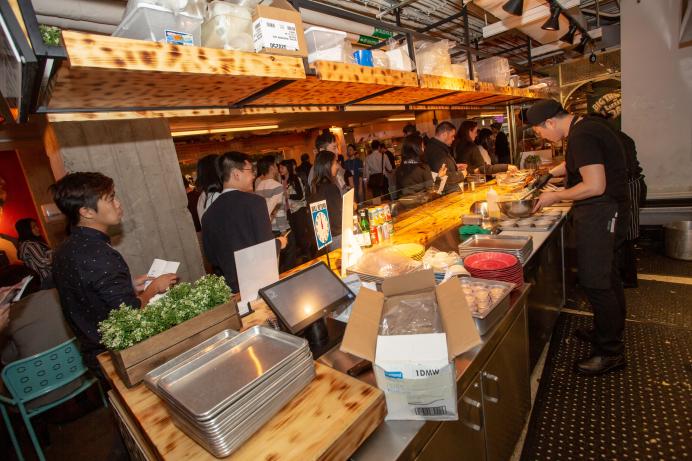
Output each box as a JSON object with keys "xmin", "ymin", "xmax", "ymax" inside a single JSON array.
[{"xmin": 301, "ymin": 317, "xmax": 346, "ymax": 359}]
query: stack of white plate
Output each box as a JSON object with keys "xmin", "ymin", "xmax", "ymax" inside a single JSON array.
[{"xmin": 144, "ymin": 327, "xmax": 314, "ymax": 457}]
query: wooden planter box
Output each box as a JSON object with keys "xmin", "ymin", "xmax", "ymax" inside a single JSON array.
[{"xmin": 111, "ymin": 301, "xmax": 241, "ymax": 387}]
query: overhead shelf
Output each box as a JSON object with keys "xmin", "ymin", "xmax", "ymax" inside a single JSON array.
[
  {"xmin": 246, "ymin": 61, "xmax": 419, "ymax": 106},
  {"xmin": 45, "ymin": 31, "xmax": 307, "ymax": 111},
  {"xmin": 42, "ymin": 32, "xmax": 548, "ymax": 121}
]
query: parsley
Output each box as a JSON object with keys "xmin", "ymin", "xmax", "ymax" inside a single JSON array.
[{"xmin": 98, "ymin": 275, "xmax": 232, "ymax": 351}]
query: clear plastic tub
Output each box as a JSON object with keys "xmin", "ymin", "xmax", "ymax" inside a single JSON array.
[
  {"xmin": 475, "ymin": 56, "xmax": 511, "ymax": 86},
  {"xmin": 114, "ymin": 3, "xmax": 203, "ymax": 46},
  {"xmin": 304, "ymin": 26, "xmax": 348, "ymax": 63},
  {"xmin": 201, "ymin": 0, "xmax": 253, "ymax": 51}
]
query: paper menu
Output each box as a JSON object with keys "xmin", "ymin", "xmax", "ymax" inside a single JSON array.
[
  {"xmin": 144, "ymin": 259, "xmax": 180, "ymax": 289},
  {"xmin": 0, "ymin": 275, "xmax": 33, "ymax": 305},
  {"xmin": 234, "ymin": 239, "xmax": 279, "ymax": 316}
]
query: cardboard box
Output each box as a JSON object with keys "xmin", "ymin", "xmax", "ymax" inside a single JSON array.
[
  {"xmin": 341, "ymin": 270, "xmax": 481, "ymax": 421},
  {"xmin": 252, "ymin": 0, "xmax": 307, "ymax": 57}
]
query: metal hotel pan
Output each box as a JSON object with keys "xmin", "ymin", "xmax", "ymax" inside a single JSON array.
[
  {"xmin": 171, "ymin": 366, "xmax": 315, "ymax": 445},
  {"xmin": 160, "ymin": 352, "xmax": 314, "ymax": 431},
  {"xmin": 459, "ymin": 234, "xmax": 533, "ymax": 253},
  {"xmin": 144, "ymin": 329, "xmax": 240, "ymax": 391},
  {"xmin": 157, "ymin": 326, "xmax": 309, "ymax": 420},
  {"xmin": 169, "ymin": 368, "xmax": 316, "ymax": 457}
]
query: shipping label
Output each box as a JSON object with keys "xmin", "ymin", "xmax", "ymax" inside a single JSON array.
[{"xmin": 253, "ymin": 18, "xmax": 299, "ymax": 52}]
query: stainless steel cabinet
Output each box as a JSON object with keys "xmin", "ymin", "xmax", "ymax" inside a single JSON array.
[
  {"xmin": 417, "ymin": 375, "xmax": 486, "ymax": 461},
  {"xmin": 482, "ymin": 306, "xmax": 530, "ymax": 461}
]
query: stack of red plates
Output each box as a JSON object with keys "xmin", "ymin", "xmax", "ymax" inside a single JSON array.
[{"xmin": 462, "ymin": 252, "xmax": 523, "ymax": 288}]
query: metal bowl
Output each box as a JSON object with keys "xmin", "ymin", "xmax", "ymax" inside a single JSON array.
[{"xmin": 498, "ymin": 199, "xmax": 539, "ymax": 218}]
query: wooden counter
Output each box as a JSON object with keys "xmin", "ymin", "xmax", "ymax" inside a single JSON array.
[{"xmin": 99, "ymin": 183, "xmax": 509, "ymax": 460}]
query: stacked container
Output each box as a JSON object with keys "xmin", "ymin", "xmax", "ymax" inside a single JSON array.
[
  {"xmin": 201, "ymin": 0, "xmax": 255, "ymax": 51},
  {"xmin": 114, "ymin": 0, "xmax": 204, "ymax": 45}
]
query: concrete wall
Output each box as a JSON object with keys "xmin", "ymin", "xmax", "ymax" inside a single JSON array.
[
  {"xmin": 621, "ymin": 1, "xmax": 692, "ymax": 199},
  {"xmin": 44, "ymin": 119, "xmax": 205, "ymax": 282}
]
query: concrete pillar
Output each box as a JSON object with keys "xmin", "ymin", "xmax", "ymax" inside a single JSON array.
[{"xmin": 44, "ymin": 118, "xmax": 205, "ymax": 282}]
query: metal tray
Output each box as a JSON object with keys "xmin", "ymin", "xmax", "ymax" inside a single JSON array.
[
  {"xmin": 458, "ymin": 277, "xmax": 515, "ymax": 335},
  {"xmin": 157, "ymin": 326, "xmax": 309, "ymax": 420},
  {"xmin": 160, "ymin": 351, "xmax": 313, "ymax": 430},
  {"xmin": 144, "ymin": 329, "xmax": 240, "ymax": 392},
  {"xmin": 459, "ymin": 234, "xmax": 533, "ymax": 252}
]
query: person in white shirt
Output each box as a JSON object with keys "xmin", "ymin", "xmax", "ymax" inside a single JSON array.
[
  {"xmin": 195, "ymin": 154, "xmax": 222, "ymax": 222},
  {"xmin": 364, "ymin": 140, "xmax": 393, "ymax": 199},
  {"xmin": 255, "ymin": 155, "xmax": 296, "ymax": 271}
]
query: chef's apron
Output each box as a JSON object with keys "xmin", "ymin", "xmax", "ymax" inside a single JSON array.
[{"xmin": 572, "ymin": 200, "xmax": 620, "ymax": 289}]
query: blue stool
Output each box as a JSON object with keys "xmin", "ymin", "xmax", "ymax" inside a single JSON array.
[{"xmin": 0, "ymin": 338, "xmax": 107, "ymax": 461}]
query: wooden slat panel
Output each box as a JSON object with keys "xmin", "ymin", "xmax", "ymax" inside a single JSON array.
[
  {"xmin": 47, "ymin": 31, "xmax": 306, "ymax": 110},
  {"xmin": 313, "ymin": 61, "xmax": 418, "ymax": 87},
  {"xmin": 249, "ymin": 76, "xmax": 393, "ymax": 105},
  {"xmin": 420, "ymin": 91, "xmax": 497, "ymax": 105},
  {"xmin": 47, "ymin": 108, "xmax": 233, "ymax": 122},
  {"xmin": 355, "ymin": 86, "xmax": 453, "ymax": 105}
]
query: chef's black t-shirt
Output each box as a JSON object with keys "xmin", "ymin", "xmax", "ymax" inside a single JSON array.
[{"xmin": 566, "ymin": 116, "xmax": 628, "ymax": 204}]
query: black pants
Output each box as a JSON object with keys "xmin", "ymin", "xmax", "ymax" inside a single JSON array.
[
  {"xmin": 618, "ymin": 239, "xmax": 638, "ymax": 287},
  {"xmin": 288, "ymin": 207, "xmax": 314, "ymax": 259},
  {"xmin": 274, "ymin": 230, "xmax": 297, "ymax": 273},
  {"xmin": 574, "ymin": 201, "xmax": 629, "ymax": 356}
]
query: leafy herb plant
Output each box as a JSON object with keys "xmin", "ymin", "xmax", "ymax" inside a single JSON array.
[{"xmin": 99, "ymin": 275, "xmax": 231, "ymax": 351}]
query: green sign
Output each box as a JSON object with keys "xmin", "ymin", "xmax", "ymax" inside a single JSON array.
[{"xmin": 372, "ymin": 28, "xmax": 394, "ymax": 39}]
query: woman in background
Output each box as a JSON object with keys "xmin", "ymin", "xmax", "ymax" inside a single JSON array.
[
  {"xmin": 310, "ymin": 150, "xmax": 342, "ymax": 248},
  {"xmin": 396, "ymin": 134, "xmax": 447, "ymax": 195},
  {"xmin": 15, "ymin": 218, "xmax": 53, "ymax": 289},
  {"xmin": 279, "ymin": 160, "xmax": 312, "ymax": 260},
  {"xmin": 196, "ymin": 154, "xmax": 222, "ymax": 222}
]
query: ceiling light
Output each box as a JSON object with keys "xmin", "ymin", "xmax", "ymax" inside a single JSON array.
[
  {"xmin": 170, "ymin": 129, "xmax": 210, "ymax": 137},
  {"xmin": 387, "ymin": 116, "xmax": 416, "ymax": 122},
  {"xmin": 502, "ymin": 0, "xmax": 524, "ymax": 16},
  {"xmin": 209, "ymin": 124, "xmax": 279, "ymax": 134},
  {"xmin": 559, "ymin": 22, "xmax": 578, "ymax": 44},
  {"xmin": 541, "ymin": 3, "xmax": 562, "ymax": 31},
  {"xmin": 573, "ymin": 35, "xmax": 590, "ymax": 54}
]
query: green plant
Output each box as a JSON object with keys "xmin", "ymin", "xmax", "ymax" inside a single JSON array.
[
  {"xmin": 98, "ymin": 275, "xmax": 232, "ymax": 351},
  {"xmin": 524, "ymin": 154, "xmax": 542, "ymax": 168},
  {"xmin": 39, "ymin": 25, "xmax": 61, "ymax": 46}
]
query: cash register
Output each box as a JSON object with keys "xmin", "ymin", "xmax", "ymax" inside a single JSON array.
[{"xmin": 258, "ymin": 262, "xmax": 355, "ymax": 358}]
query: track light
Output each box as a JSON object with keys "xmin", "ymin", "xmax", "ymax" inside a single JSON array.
[
  {"xmin": 541, "ymin": 3, "xmax": 562, "ymax": 31},
  {"xmin": 502, "ymin": 0, "xmax": 524, "ymax": 16},
  {"xmin": 560, "ymin": 22, "xmax": 578, "ymax": 44},
  {"xmin": 573, "ymin": 35, "xmax": 590, "ymax": 54}
]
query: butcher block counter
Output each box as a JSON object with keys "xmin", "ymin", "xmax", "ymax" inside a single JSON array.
[{"xmin": 99, "ymin": 183, "xmax": 549, "ymax": 460}]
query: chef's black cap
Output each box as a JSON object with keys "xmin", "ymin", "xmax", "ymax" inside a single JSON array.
[{"xmin": 526, "ymin": 99, "xmax": 564, "ymax": 126}]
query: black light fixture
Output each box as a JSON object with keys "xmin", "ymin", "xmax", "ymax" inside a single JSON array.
[
  {"xmin": 541, "ymin": 3, "xmax": 562, "ymax": 31},
  {"xmin": 560, "ymin": 22, "xmax": 578, "ymax": 44},
  {"xmin": 573, "ymin": 35, "xmax": 590, "ymax": 54},
  {"xmin": 502, "ymin": 0, "xmax": 524, "ymax": 16}
]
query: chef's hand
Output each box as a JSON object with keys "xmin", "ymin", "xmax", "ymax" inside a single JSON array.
[
  {"xmin": 276, "ymin": 235, "xmax": 288, "ymax": 249},
  {"xmin": 133, "ymin": 275, "xmax": 153, "ymax": 293},
  {"xmin": 507, "ymin": 165, "xmax": 519, "ymax": 173},
  {"xmin": 438, "ymin": 164, "xmax": 448, "ymax": 178},
  {"xmin": 533, "ymin": 191, "xmax": 560, "ymax": 212}
]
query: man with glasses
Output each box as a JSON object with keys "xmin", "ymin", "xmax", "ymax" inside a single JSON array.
[
  {"xmin": 202, "ymin": 152, "xmax": 287, "ymax": 293},
  {"xmin": 528, "ymin": 99, "xmax": 629, "ymax": 376}
]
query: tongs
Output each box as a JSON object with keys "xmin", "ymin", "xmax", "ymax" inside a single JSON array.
[{"xmin": 517, "ymin": 173, "xmax": 553, "ymax": 200}]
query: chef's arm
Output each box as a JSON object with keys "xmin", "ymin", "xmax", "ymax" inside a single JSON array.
[
  {"xmin": 554, "ymin": 164, "xmax": 606, "ymax": 201},
  {"xmin": 548, "ymin": 161, "xmax": 566, "ymax": 177}
]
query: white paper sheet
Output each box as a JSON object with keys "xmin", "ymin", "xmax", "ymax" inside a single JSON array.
[
  {"xmin": 144, "ymin": 258, "xmax": 180, "ymax": 289},
  {"xmin": 235, "ymin": 239, "xmax": 279, "ymax": 316}
]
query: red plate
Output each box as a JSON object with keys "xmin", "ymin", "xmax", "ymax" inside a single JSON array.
[{"xmin": 464, "ymin": 252, "xmax": 519, "ymax": 271}]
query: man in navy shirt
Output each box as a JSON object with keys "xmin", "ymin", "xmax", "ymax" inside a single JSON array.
[{"xmin": 51, "ymin": 172, "xmax": 177, "ymax": 370}]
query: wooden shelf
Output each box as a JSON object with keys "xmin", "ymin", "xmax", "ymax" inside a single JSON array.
[
  {"xmin": 46, "ymin": 31, "xmax": 306, "ymax": 111},
  {"xmin": 247, "ymin": 60, "xmax": 419, "ymax": 106}
]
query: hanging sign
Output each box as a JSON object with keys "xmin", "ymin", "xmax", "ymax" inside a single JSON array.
[{"xmin": 310, "ymin": 200, "xmax": 332, "ymax": 251}]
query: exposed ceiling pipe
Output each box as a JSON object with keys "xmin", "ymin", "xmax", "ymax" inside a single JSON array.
[{"xmin": 580, "ymin": 9, "xmax": 620, "ymax": 19}]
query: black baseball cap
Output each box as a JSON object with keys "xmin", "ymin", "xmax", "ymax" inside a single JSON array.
[{"xmin": 526, "ymin": 99, "xmax": 564, "ymax": 126}]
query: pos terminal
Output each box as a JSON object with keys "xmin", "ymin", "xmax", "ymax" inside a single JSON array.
[{"xmin": 258, "ymin": 262, "xmax": 355, "ymax": 358}]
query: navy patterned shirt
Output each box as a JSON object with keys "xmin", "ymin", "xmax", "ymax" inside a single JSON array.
[{"xmin": 52, "ymin": 226, "xmax": 140, "ymax": 367}]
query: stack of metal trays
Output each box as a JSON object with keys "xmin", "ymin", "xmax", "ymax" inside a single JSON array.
[
  {"xmin": 144, "ymin": 327, "xmax": 315, "ymax": 458},
  {"xmin": 458, "ymin": 235, "xmax": 533, "ymax": 265}
]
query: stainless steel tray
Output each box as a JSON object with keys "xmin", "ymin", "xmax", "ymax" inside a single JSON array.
[
  {"xmin": 160, "ymin": 351, "xmax": 313, "ymax": 430},
  {"xmin": 144, "ymin": 329, "xmax": 240, "ymax": 392},
  {"xmin": 458, "ymin": 277, "xmax": 515, "ymax": 335},
  {"xmin": 157, "ymin": 326, "xmax": 309, "ymax": 420},
  {"xmin": 459, "ymin": 234, "xmax": 533, "ymax": 252}
]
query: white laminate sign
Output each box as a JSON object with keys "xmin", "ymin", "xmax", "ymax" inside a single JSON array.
[{"xmin": 235, "ymin": 239, "xmax": 279, "ymax": 315}]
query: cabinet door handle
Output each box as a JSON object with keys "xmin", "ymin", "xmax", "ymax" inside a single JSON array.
[
  {"xmin": 482, "ymin": 372, "xmax": 500, "ymax": 403},
  {"xmin": 460, "ymin": 396, "xmax": 483, "ymax": 432}
]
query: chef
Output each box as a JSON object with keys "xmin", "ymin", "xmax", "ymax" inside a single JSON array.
[{"xmin": 527, "ymin": 100, "xmax": 630, "ymax": 376}]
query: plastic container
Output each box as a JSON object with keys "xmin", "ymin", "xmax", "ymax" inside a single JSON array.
[
  {"xmin": 114, "ymin": 3, "xmax": 203, "ymax": 46},
  {"xmin": 486, "ymin": 187, "xmax": 500, "ymax": 217},
  {"xmin": 450, "ymin": 63, "xmax": 469, "ymax": 80},
  {"xmin": 124, "ymin": 0, "xmax": 206, "ymax": 23},
  {"xmin": 415, "ymin": 40, "xmax": 452, "ymax": 77},
  {"xmin": 353, "ymin": 49, "xmax": 373, "ymax": 67},
  {"xmin": 475, "ymin": 56, "xmax": 511, "ymax": 86},
  {"xmin": 201, "ymin": 0, "xmax": 253, "ymax": 51},
  {"xmin": 304, "ymin": 26, "xmax": 348, "ymax": 63}
]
